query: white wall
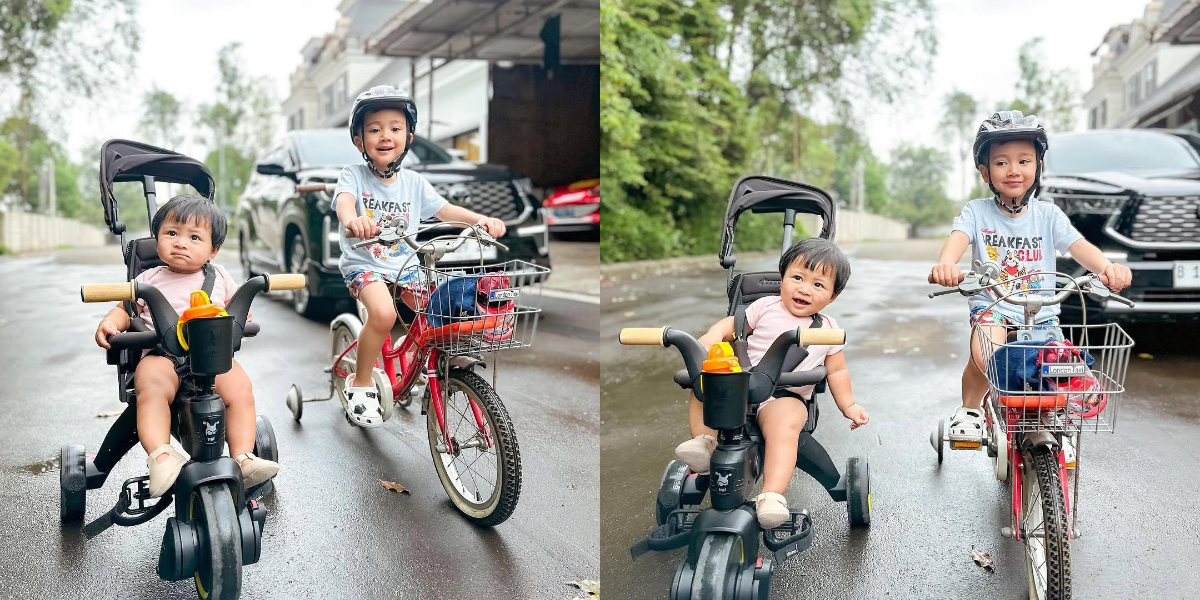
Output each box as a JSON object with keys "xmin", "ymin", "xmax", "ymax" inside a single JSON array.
[
  {"xmin": 0, "ymin": 213, "xmax": 109, "ymax": 253},
  {"xmin": 798, "ymin": 210, "xmax": 910, "ymax": 243}
]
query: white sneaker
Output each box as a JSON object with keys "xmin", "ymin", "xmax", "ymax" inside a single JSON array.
[
  {"xmin": 948, "ymin": 406, "xmax": 984, "ymax": 443},
  {"xmin": 344, "ymin": 375, "xmax": 383, "ymax": 428}
]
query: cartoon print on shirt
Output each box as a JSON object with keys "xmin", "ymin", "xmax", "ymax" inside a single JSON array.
[
  {"xmin": 360, "ymin": 193, "xmax": 415, "ymax": 263},
  {"xmin": 983, "ymin": 232, "xmax": 1046, "ymax": 294}
]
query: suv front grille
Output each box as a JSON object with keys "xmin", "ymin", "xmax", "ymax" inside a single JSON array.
[
  {"xmin": 1124, "ymin": 195, "xmax": 1200, "ymax": 243},
  {"xmin": 431, "ymin": 181, "xmax": 524, "ymax": 222}
]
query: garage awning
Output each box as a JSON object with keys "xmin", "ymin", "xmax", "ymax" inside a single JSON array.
[{"xmin": 366, "ymin": 0, "xmax": 599, "ymax": 64}]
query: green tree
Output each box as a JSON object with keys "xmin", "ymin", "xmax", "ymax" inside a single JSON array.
[
  {"xmin": 938, "ymin": 90, "xmax": 979, "ymax": 201},
  {"xmin": 195, "ymin": 43, "xmax": 278, "ymax": 210},
  {"xmin": 1003, "ymin": 38, "xmax": 1079, "ymax": 134},
  {"xmin": 887, "ymin": 144, "xmax": 955, "ymax": 236},
  {"xmin": 0, "ymin": 0, "xmax": 139, "ymax": 123},
  {"xmin": 138, "ymin": 87, "xmax": 185, "ymax": 150}
]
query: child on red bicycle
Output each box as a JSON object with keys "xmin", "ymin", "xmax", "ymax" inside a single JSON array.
[
  {"xmin": 333, "ymin": 85, "xmax": 505, "ymax": 428},
  {"xmin": 928, "ymin": 110, "xmax": 1132, "ymax": 448},
  {"xmin": 675, "ymin": 238, "xmax": 869, "ymax": 528},
  {"xmin": 93, "ymin": 194, "xmax": 279, "ymax": 497}
]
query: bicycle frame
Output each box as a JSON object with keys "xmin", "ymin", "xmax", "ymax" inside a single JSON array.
[
  {"xmin": 330, "ymin": 304, "xmax": 493, "ymax": 449},
  {"xmin": 981, "ymin": 394, "xmax": 1073, "ymax": 542}
]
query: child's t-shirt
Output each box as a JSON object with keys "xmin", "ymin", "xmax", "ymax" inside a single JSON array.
[
  {"xmin": 745, "ymin": 296, "xmax": 845, "ymax": 400},
  {"xmin": 332, "ymin": 164, "xmax": 449, "ymax": 281},
  {"xmin": 951, "ymin": 197, "xmax": 1083, "ymax": 324},
  {"xmin": 134, "ymin": 263, "xmax": 238, "ymax": 328}
]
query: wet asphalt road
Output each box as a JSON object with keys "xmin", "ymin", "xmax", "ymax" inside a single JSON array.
[
  {"xmin": 0, "ymin": 245, "xmax": 599, "ymax": 599},
  {"xmin": 600, "ymin": 243, "xmax": 1200, "ymax": 600}
]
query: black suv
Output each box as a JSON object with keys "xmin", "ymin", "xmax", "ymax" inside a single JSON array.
[
  {"xmin": 1043, "ymin": 129, "xmax": 1200, "ymax": 323},
  {"xmin": 236, "ymin": 129, "xmax": 550, "ymax": 317}
]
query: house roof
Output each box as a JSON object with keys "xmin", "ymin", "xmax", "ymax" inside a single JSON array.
[{"xmin": 365, "ymin": 0, "xmax": 599, "ymax": 64}]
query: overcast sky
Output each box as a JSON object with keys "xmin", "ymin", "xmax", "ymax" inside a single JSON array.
[
  {"xmin": 61, "ymin": 0, "xmax": 341, "ymax": 161},
  {"xmin": 863, "ymin": 0, "xmax": 1150, "ymax": 196},
  {"xmin": 60, "ymin": 0, "xmax": 1151, "ymax": 195}
]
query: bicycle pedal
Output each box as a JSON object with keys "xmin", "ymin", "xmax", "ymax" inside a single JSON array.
[{"xmin": 950, "ymin": 440, "xmax": 982, "ymax": 450}]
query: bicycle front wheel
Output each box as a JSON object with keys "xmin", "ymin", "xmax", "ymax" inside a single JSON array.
[
  {"xmin": 1021, "ymin": 446, "xmax": 1071, "ymax": 600},
  {"xmin": 427, "ymin": 369, "xmax": 521, "ymax": 526}
]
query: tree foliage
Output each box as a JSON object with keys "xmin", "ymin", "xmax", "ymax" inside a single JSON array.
[
  {"xmin": 887, "ymin": 143, "xmax": 955, "ymax": 235},
  {"xmin": 938, "ymin": 89, "xmax": 979, "ymax": 201},
  {"xmin": 1002, "ymin": 38, "xmax": 1079, "ymax": 134},
  {"xmin": 601, "ymin": 0, "xmax": 936, "ymax": 262}
]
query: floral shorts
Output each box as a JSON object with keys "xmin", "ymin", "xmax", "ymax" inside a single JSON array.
[
  {"xmin": 343, "ymin": 267, "xmax": 422, "ymax": 300},
  {"xmin": 969, "ymin": 306, "xmax": 1060, "ymax": 329}
]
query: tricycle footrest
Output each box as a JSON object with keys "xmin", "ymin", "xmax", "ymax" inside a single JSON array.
[
  {"xmin": 631, "ymin": 516, "xmax": 693, "ymax": 559},
  {"xmin": 762, "ymin": 509, "xmax": 813, "ymax": 564}
]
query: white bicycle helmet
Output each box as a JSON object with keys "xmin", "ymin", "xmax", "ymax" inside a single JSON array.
[
  {"xmin": 972, "ymin": 110, "xmax": 1049, "ymax": 214},
  {"xmin": 349, "ymin": 85, "xmax": 419, "ymax": 178}
]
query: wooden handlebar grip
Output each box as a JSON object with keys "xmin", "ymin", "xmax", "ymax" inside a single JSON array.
[
  {"xmin": 799, "ymin": 328, "xmax": 845, "ymax": 346},
  {"xmin": 619, "ymin": 327, "xmax": 666, "ymax": 346},
  {"xmin": 295, "ymin": 183, "xmax": 334, "ymax": 193},
  {"xmin": 267, "ymin": 274, "xmax": 307, "ymax": 291},
  {"xmin": 81, "ymin": 282, "xmax": 135, "ymax": 303}
]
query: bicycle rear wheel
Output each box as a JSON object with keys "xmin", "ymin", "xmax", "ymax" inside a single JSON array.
[
  {"xmin": 427, "ymin": 369, "xmax": 521, "ymax": 526},
  {"xmin": 1021, "ymin": 446, "xmax": 1071, "ymax": 600}
]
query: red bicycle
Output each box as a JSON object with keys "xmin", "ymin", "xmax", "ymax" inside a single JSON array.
[
  {"xmin": 929, "ymin": 260, "xmax": 1135, "ymax": 600},
  {"xmin": 286, "ymin": 210, "xmax": 549, "ymax": 526}
]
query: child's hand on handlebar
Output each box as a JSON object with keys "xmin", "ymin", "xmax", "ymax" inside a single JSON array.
[
  {"xmin": 929, "ymin": 263, "xmax": 966, "ymax": 287},
  {"xmin": 476, "ymin": 217, "xmax": 506, "ymax": 239},
  {"xmin": 95, "ymin": 320, "xmax": 121, "ymax": 349},
  {"xmin": 843, "ymin": 404, "xmax": 869, "ymax": 430},
  {"xmin": 1098, "ymin": 262, "xmax": 1133, "ymax": 292},
  {"xmin": 344, "ymin": 216, "xmax": 380, "ymax": 240}
]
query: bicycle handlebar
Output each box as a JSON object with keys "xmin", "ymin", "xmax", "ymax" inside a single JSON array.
[
  {"xmin": 926, "ymin": 260, "xmax": 1135, "ymax": 308},
  {"xmin": 619, "ymin": 326, "xmax": 846, "ymax": 386},
  {"xmin": 348, "ymin": 217, "xmax": 510, "ymax": 255},
  {"xmin": 82, "ymin": 273, "xmax": 305, "ymax": 354}
]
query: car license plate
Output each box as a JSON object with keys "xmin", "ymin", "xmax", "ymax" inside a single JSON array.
[
  {"xmin": 1175, "ymin": 261, "xmax": 1200, "ymax": 289},
  {"xmin": 552, "ymin": 205, "xmax": 595, "ymax": 218},
  {"xmin": 438, "ymin": 241, "xmax": 497, "ymax": 264}
]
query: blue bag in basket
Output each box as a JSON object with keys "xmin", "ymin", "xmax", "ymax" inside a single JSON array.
[{"xmin": 427, "ymin": 277, "xmax": 477, "ymax": 328}]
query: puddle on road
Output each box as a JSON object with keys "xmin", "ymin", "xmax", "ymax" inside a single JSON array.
[{"xmin": 14, "ymin": 455, "xmax": 59, "ymax": 475}]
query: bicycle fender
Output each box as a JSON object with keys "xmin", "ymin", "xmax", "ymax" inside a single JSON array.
[
  {"xmin": 1020, "ymin": 431, "xmax": 1059, "ymax": 453},
  {"xmin": 686, "ymin": 506, "xmax": 760, "ymax": 567},
  {"xmin": 329, "ymin": 313, "xmax": 363, "ymax": 339}
]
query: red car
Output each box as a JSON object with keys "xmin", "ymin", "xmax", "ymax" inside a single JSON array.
[{"xmin": 542, "ymin": 178, "xmax": 599, "ymax": 233}]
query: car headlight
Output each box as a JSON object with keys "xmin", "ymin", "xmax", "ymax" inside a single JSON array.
[{"xmin": 1043, "ymin": 189, "xmax": 1128, "ymax": 216}]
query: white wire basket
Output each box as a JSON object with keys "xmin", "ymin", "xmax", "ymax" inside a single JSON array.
[
  {"xmin": 405, "ymin": 259, "xmax": 550, "ymax": 355},
  {"xmin": 978, "ymin": 322, "xmax": 1134, "ymax": 434}
]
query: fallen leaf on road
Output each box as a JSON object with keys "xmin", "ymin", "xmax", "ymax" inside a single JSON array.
[
  {"xmin": 623, "ymin": 311, "xmax": 635, "ymax": 317},
  {"xmin": 381, "ymin": 480, "xmax": 410, "ymax": 494},
  {"xmin": 97, "ymin": 410, "xmax": 123, "ymax": 418},
  {"xmin": 1137, "ymin": 353, "xmax": 1154, "ymax": 360},
  {"xmin": 970, "ymin": 548, "xmax": 994, "ymax": 572},
  {"xmin": 567, "ymin": 579, "xmax": 600, "ymax": 597}
]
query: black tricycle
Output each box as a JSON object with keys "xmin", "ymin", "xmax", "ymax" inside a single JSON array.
[
  {"xmin": 59, "ymin": 140, "xmax": 305, "ymax": 600},
  {"xmin": 619, "ymin": 176, "xmax": 871, "ymax": 600}
]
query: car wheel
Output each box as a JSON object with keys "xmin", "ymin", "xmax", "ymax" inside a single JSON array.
[
  {"xmin": 239, "ymin": 232, "xmax": 258, "ymax": 279},
  {"xmin": 288, "ymin": 234, "xmax": 333, "ymax": 320}
]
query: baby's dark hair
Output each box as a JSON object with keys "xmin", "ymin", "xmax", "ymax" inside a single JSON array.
[
  {"xmin": 151, "ymin": 194, "xmax": 227, "ymax": 249},
  {"xmin": 778, "ymin": 237, "xmax": 851, "ymax": 296}
]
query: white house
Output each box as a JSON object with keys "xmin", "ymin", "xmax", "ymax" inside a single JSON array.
[
  {"xmin": 1085, "ymin": 0, "xmax": 1200, "ymax": 130},
  {"xmin": 282, "ymin": 0, "xmax": 491, "ymax": 162}
]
